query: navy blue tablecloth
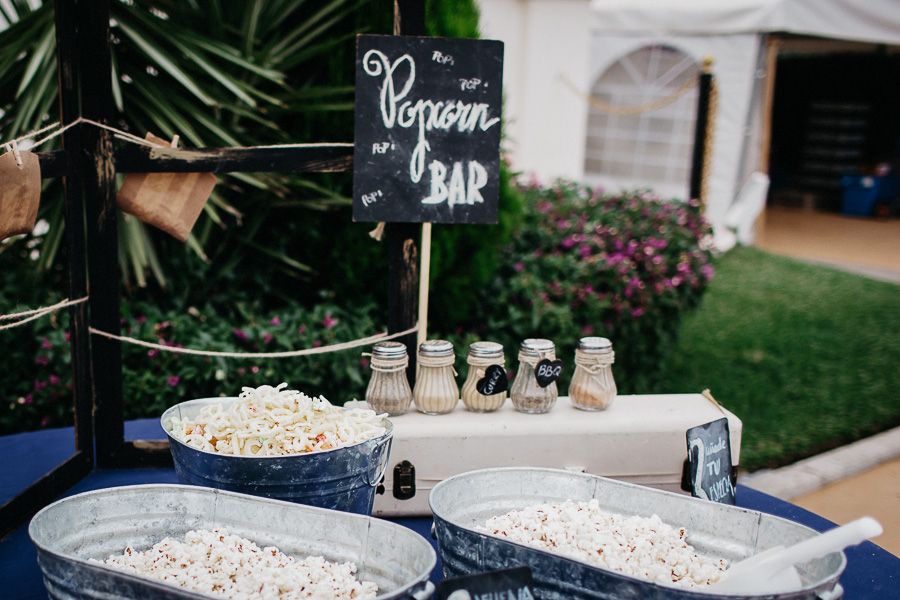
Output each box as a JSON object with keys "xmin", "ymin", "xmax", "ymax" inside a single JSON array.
[{"xmin": 1, "ymin": 420, "xmax": 897, "ymax": 598}]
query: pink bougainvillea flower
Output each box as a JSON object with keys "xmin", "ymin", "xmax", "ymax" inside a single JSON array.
[
  {"xmin": 631, "ymin": 307, "xmax": 646, "ymax": 318},
  {"xmin": 701, "ymin": 264, "xmax": 715, "ymax": 280},
  {"xmin": 322, "ymin": 314, "xmax": 338, "ymax": 329},
  {"xmin": 49, "ymin": 374, "xmax": 61, "ymax": 385},
  {"xmin": 233, "ymin": 329, "xmax": 249, "ymax": 342},
  {"xmin": 250, "ymin": 366, "xmax": 260, "ymax": 374},
  {"xmin": 298, "ymin": 324, "xmax": 307, "ymax": 334},
  {"xmin": 262, "ymin": 332, "xmax": 274, "ymax": 345},
  {"xmin": 41, "ymin": 337, "xmax": 53, "ymax": 350},
  {"xmin": 513, "ymin": 261, "xmax": 525, "ymax": 273},
  {"xmin": 147, "ymin": 349, "xmax": 159, "ymax": 359},
  {"xmin": 166, "ymin": 375, "xmax": 181, "ymax": 387},
  {"xmin": 269, "ymin": 316, "xmax": 281, "ymax": 326}
]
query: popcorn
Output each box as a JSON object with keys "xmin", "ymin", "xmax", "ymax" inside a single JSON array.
[
  {"xmin": 480, "ymin": 499, "xmax": 728, "ymax": 588},
  {"xmin": 92, "ymin": 528, "xmax": 378, "ymax": 599},
  {"xmin": 168, "ymin": 383, "xmax": 387, "ymax": 456}
]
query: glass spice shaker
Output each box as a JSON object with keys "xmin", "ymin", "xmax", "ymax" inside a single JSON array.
[
  {"xmin": 569, "ymin": 336, "xmax": 617, "ymax": 411},
  {"xmin": 510, "ymin": 338, "xmax": 559, "ymax": 414},
  {"xmin": 461, "ymin": 341, "xmax": 507, "ymax": 412},
  {"xmin": 414, "ymin": 339, "xmax": 459, "ymax": 415},
  {"xmin": 364, "ymin": 341, "xmax": 413, "ymax": 416}
]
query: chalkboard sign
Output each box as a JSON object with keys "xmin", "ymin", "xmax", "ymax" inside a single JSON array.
[
  {"xmin": 437, "ymin": 566, "xmax": 535, "ymax": 600},
  {"xmin": 534, "ymin": 359, "xmax": 563, "ymax": 388},
  {"xmin": 686, "ymin": 417, "xmax": 736, "ymax": 505},
  {"xmin": 353, "ymin": 34, "xmax": 504, "ymax": 223},
  {"xmin": 476, "ymin": 364, "xmax": 508, "ymax": 396}
]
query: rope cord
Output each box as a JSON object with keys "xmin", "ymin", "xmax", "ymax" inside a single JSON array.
[
  {"xmin": 574, "ymin": 349, "xmax": 615, "ymax": 372},
  {"xmin": 88, "ymin": 324, "xmax": 418, "ymax": 359},
  {"xmin": 1, "ymin": 118, "xmax": 352, "ymax": 154},
  {"xmin": 560, "ymin": 73, "xmax": 698, "ymax": 117},
  {"xmin": 0, "ymin": 297, "xmax": 88, "ymax": 331}
]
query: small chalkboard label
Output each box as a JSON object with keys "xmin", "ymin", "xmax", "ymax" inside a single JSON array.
[
  {"xmin": 476, "ymin": 364, "xmax": 508, "ymax": 396},
  {"xmin": 534, "ymin": 359, "xmax": 563, "ymax": 388},
  {"xmin": 686, "ymin": 417, "xmax": 736, "ymax": 505},
  {"xmin": 353, "ymin": 34, "xmax": 504, "ymax": 224},
  {"xmin": 437, "ymin": 566, "xmax": 535, "ymax": 600}
]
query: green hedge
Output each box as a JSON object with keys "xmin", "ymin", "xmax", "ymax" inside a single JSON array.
[{"xmin": 473, "ymin": 180, "xmax": 715, "ymax": 393}]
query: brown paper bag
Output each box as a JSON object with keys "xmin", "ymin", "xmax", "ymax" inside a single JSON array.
[
  {"xmin": 117, "ymin": 133, "xmax": 216, "ymax": 241},
  {"xmin": 0, "ymin": 148, "xmax": 41, "ymax": 241}
]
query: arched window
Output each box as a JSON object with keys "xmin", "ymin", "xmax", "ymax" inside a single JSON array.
[{"xmin": 584, "ymin": 45, "xmax": 699, "ymax": 197}]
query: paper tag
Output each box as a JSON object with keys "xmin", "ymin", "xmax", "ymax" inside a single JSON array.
[
  {"xmin": 437, "ymin": 567, "xmax": 535, "ymax": 600},
  {"xmin": 117, "ymin": 133, "xmax": 216, "ymax": 241},
  {"xmin": 0, "ymin": 149, "xmax": 41, "ymax": 241},
  {"xmin": 686, "ymin": 417, "xmax": 736, "ymax": 505}
]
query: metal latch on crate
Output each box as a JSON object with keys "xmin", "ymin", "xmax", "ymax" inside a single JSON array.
[{"xmin": 393, "ymin": 460, "xmax": 416, "ymax": 500}]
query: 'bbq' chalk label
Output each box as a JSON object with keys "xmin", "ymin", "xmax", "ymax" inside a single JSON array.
[{"xmin": 534, "ymin": 359, "xmax": 563, "ymax": 388}]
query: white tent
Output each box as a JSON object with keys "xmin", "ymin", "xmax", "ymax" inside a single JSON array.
[{"xmin": 476, "ymin": 0, "xmax": 900, "ymax": 234}]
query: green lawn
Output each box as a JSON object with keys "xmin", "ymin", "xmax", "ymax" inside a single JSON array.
[{"xmin": 652, "ymin": 247, "xmax": 900, "ymax": 471}]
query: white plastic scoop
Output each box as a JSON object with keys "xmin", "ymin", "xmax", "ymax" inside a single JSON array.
[{"xmin": 709, "ymin": 516, "xmax": 883, "ymax": 595}]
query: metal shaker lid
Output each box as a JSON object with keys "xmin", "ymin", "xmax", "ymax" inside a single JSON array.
[
  {"xmin": 468, "ymin": 341, "xmax": 504, "ymax": 359},
  {"xmin": 372, "ymin": 341, "xmax": 407, "ymax": 358},
  {"xmin": 578, "ymin": 336, "xmax": 613, "ymax": 353},
  {"xmin": 419, "ymin": 339, "xmax": 454, "ymax": 357},
  {"xmin": 519, "ymin": 338, "xmax": 555, "ymax": 356}
]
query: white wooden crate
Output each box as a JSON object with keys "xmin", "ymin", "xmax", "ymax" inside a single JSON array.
[{"xmin": 372, "ymin": 394, "xmax": 742, "ymax": 516}]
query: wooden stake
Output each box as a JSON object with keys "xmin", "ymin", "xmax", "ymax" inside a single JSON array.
[{"xmin": 418, "ymin": 222, "xmax": 432, "ymax": 347}]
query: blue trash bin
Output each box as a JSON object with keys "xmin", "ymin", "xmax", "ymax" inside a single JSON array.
[{"xmin": 841, "ymin": 175, "xmax": 898, "ymax": 217}]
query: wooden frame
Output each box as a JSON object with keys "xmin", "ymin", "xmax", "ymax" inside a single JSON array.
[{"xmin": 0, "ymin": 0, "xmax": 425, "ymax": 535}]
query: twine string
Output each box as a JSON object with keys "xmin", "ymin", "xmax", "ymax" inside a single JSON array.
[
  {"xmin": 0, "ymin": 297, "xmax": 88, "ymax": 331},
  {"xmin": 367, "ymin": 353, "xmax": 409, "ymax": 373},
  {"xmin": 1, "ymin": 297, "xmax": 418, "ymax": 360},
  {"xmin": 559, "ymin": 73, "xmax": 697, "ymax": 117},
  {"xmin": 2, "ymin": 118, "xmax": 353, "ymax": 154},
  {"xmin": 88, "ymin": 323, "xmax": 418, "ymax": 359}
]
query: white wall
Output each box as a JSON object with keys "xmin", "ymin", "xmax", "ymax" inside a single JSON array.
[
  {"xmin": 478, "ymin": 0, "xmax": 593, "ymax": 183},
  {"xmin": 477, "ymin": 0, "xmax": 764, "ymax": 229}
]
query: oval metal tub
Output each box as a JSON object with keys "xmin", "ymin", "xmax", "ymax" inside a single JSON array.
[
  {"xmin": 429, "ymin": 468, "xmax": 845, "ymax": 600},
  {"xmin": 162, "ymin": 397, "xmax": 392, "ymax": 515},
  {"xmin": 29, "ymin": 484, "xmax": 435, "ymax": 600}
]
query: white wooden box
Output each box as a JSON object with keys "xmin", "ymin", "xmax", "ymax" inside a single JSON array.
[{"xmin": 372, "ymin": 394, "xmax": 742, "ymax": 517}]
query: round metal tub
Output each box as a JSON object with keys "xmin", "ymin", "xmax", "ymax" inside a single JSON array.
[
  {"xmin": 29, "ymin": 484, "xmax": 435, "ymax": 600},
  {"xmin": 429, "ymin": 468, "xmax": 845, "ymax": 599},
  {"xmin": 162, "ymin": 397, "xmax": 392, "ymax": 515}
]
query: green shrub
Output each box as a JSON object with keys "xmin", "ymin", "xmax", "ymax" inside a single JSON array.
[
  {"xmin": 0, "ymin": 300, "xmax": 381, "ymax": 434},
  {"xmin": 476, "ymin": 180, "xmax": 715, "ymax": 392}
]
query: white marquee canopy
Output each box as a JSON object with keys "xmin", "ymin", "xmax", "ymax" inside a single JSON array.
[{"xmin": 590, "ymin": 0, "xmax": 900, "ymax": 45}]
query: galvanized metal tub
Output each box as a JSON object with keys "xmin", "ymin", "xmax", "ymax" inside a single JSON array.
[
  {"xmin": 430, "ymin": 468, "xmax": 845, "ymax": 600},
  {"xmin": 161, "ymin": 397, "xmax": 392, "ymax": 515},
  {"xmin": 29, "ymin": 484, "xmax": 436, "ymax": 600}
]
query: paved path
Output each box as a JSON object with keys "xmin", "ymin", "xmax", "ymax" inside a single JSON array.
[
  {"xmin": 794, "ymin": 458, "xmax": 900, "ymax": 556},
  {"xmin": 743, "ymin": 427, "xmax": 900, "ymax": 557},
  {"xmin": 757, "ymin": 207, "xmax": 900, "ymax": 282}
]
